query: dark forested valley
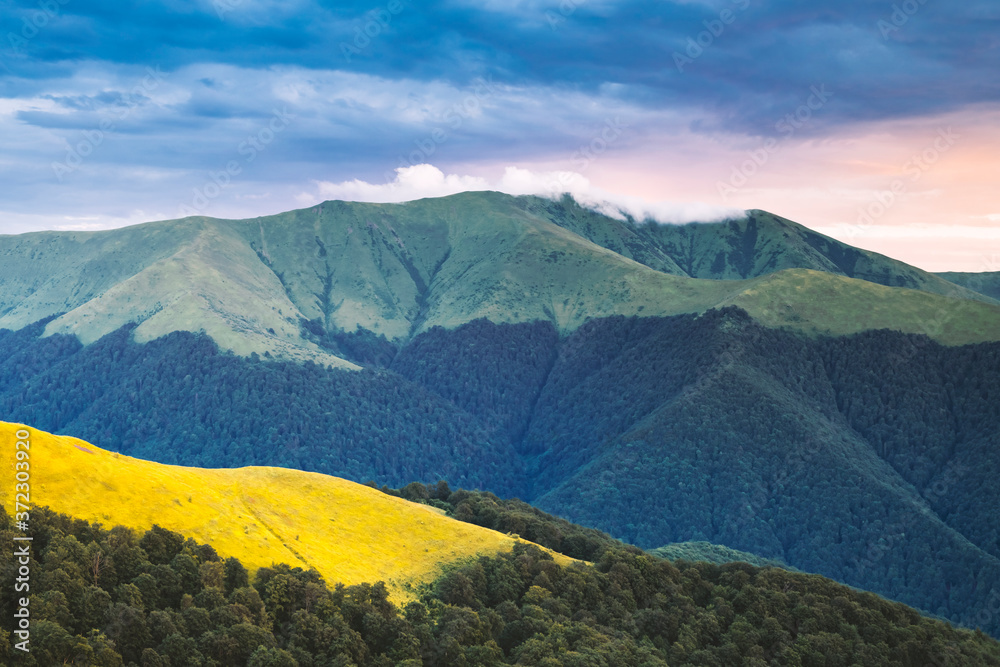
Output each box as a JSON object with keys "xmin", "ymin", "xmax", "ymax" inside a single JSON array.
[
  {"xmin": 4, "ymin": 505, "xmax": 1000, "ymax": 666},
  {"xmin": 2, "ymin": 308, "xmax": 999, "ymax": 637}
]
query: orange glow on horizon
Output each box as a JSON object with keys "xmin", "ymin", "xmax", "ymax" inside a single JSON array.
[{"xmin": 566, "ymin": 104, "xmax": 1000, "ymax": 272}]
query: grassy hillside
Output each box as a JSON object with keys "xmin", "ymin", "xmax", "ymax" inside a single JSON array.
[
  {"xmin": 526, "ymin": 196, "xmax": 994, "ymax": 303},
  {"xmin": 0, "ymin": 219, "xmax": 354, "ymax": 367},
  {"xmin": 939, "ymin": 271, "xmax": 1000, "ymax": 301},
  {"xmin": 0, "ymin": 421, "xmax": 567, "ymax": 600},
  {"xmin": 227, "ymin": 193, "xmax": 735, "ymax": 340},
  {"xmin": 2, "ymin": 193, "xmax": 1000, "ymax": 365},
  {"xmin": 725, "ymin": 268, "xmax": 1000, "ymax": 346}
]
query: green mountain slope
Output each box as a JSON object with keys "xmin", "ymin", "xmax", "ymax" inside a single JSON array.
[
  {"xmin": 939, "ymin": 271, "xmax": 1000, "ymax": 301},
  {"xmin": 723, "ymin": 268, "xmax": 1000, "ymax": 344},
  {"xmin": 519, "ymin": 310, "xmax": 1000, "ymax": 634},
  {"xmin": 223, "ymin": 193, "xmax": 735, "ymax": 341},
  {"xmin": 4, "ymin": 193, "xmax": 1000, "ymax": 639},
  {"xmin": 524, "ymin": 196, "xmax": 995, "ymax": 304},
  {"xmin": 0, "ymin": 218, "xmax": 355, "ymax": 367},
  {"xmin": 3, "ymin": 193, "xmax": 1000, "ymax": 365}
]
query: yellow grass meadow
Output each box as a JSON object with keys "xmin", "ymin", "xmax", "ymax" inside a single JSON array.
[{"xmin": 2, "ymin": 421, "xmax": 569, "ymax": 601}]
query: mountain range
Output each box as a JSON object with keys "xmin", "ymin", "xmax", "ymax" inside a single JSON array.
[
  {"xmin": 2, "ymin": 192, "xmax": 999, "ymax": 639},
  {"xmin": 2, "ymin": 193, "xmax": 998, "ymax": 363}
]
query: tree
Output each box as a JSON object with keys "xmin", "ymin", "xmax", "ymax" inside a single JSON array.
[
  {"xmin": 224, "ymin": 557, "xmax": 250, "ymax": 595},
  {"xmin": 140, "ymin": 525, "xmax": 186, "ymax": 566},
  {"xmin": 248, "ymin": 646, "xmax": 300, "ymax": 666}
]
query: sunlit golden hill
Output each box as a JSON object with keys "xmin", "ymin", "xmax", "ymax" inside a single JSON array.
[{"xmin": 1, "ymin": 421, "xmax": 568, "ymax": 599}]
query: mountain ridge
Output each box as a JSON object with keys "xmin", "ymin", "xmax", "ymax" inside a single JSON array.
[
  {"xmin": 939, "ymin": 271, "xmax": 1000, "ymax": 301},
  {"xmin": 2, "ymin": 193, "xmax": 1000, "ymax": 365},
  {"xmin": 519, "ymin": 196, "xmax": 995, "ymax": 302}
]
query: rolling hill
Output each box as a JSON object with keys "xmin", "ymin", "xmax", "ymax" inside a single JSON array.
[{"xmin": 0, "ymin": 421, "xmax": 567, "ymax": 600}]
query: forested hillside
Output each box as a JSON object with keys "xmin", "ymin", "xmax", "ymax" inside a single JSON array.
[
  {"xmin": 4, "ymin": 507, "xmax": 1000, "ymax": 666},
  {"xmin": 649, "ymin": 542, "xmax": 791, "ymax": 569},
  {"xmin": 0, "ymin": 319, "xmax": 522, "ymax": 496},
  {"xmin": 3, "ymin": 308, "xmax": 1000, "ymax": 636}
]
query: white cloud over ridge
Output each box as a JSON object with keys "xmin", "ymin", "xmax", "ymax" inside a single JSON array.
[{"xmin": 309, "ymin": 164, "xmax": 745, "ymax": 225}]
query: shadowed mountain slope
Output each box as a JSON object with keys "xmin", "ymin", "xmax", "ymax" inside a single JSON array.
[
  {"xmin": 4, "ymin": 309, "xmax": 1000, "ymax": 636},
  {"xmin": 939, "ymin": 271, "xmax": 1000, "ymax": 301}
]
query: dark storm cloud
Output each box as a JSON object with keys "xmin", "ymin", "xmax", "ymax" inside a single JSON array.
[
  {"xmin": 1, "ymin": 0, "xmax": 998, "ymax": 236},
  {"xmin": 1, "ymin": 0, "xmax": 997, "ymax": 135}
]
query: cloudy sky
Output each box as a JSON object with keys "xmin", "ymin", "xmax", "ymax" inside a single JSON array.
[{"xmin": 1, "ymin": 0, "xmax": 998, "ymax": 271}]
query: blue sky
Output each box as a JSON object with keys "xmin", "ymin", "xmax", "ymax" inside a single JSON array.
[{"xmin": 1, "ymin": 0, "xmax": 998, "ymax": 270}]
